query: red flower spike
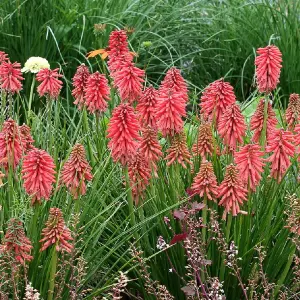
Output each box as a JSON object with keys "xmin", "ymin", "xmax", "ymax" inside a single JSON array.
[
  {"xmin": 250, "ymin": 98, "xmax": 277, "ymax": 143},
  {"xmin": 72, "ymin": 64, "xmax": 90, "ymax": 109},
  {"xmin": 191, "ymin": 161, "xmax": 218, "ymax": 201},
  {"xmin": 19, "ymin": 124, "xmax": 34, "ymax": 153},
  {"xmin": 61, "ymin": 144, "xmax": 93, "ymax": 199},
  {"xmin": 85, "ymin": 71, "xmax": 110, "ymax": 113},
  {"xmin": 0, "ymin": 61, "xmax": 24, "ymax": 94},
  {"xmin": 192, "ymin": 122, "xmax": 214, "ymax": 158},
  {"xmin": 156, "ymin": 69, "xmax": 187, "ymax": 136},
  {"xmin": 200, "ymin": 79, "xmax": 236, "ymax": 124},
  {"xmin": 0, "ymin": 119, "xmax": 23, "ymax": 170},
  {"xmin": 156, "ymin": 91, "xmax": 186, "ymax": 136},
  {"xmin": 218, "ymin": 103, "xmax": 246, "ymax": 150},
  {"xmin": 255, "ymin": 45, "xmax": 282, "ymax": 94},
  {"xmin": 266, "ymin": 129, "xmax": 295, "ymax": 182},
  {"xmin": 113, "ymin": 60, "xmax": 144, "ymax": 103},
  {"xmin": 286, "ymin": 93, "xmax": 300, "ymax": 130},
  {"xmin": 107, "ymin": 103, "xmax": 141, "ymax": 165},
  {"xmin": 22, "ymin": 148, "xmax": 56, "ymax": 205},
  {"xmin": 218, "ymin": 164, "xmax": 248, "ymax": 218},
  {"xmin": 40, "ymin": 208, "xmax": 73, "ymax": 253},
  {"xmin": 165, "ymin": 132, "xmax": 192, "ymax": 168},
  {"xmin": 36, "ymin": 68, "xmax": 63, "ymax": 99},
  {"xmin": 136, "ymin": 86, "xmax": 158, "ymax": 128},
  {"xmin": 1, "ymin": 218, "xmax": 33, "ymax": 264},
  {"xmin": 160, "ymin": 67, "xmax": 188, "ymax": 103},
  {"xmin": 235, "ymin": 144, "xmax": 265, "ymax": 191},
  {"xmin": 128, "ymin": 151, "xmax": 152, "ymax": 205}
]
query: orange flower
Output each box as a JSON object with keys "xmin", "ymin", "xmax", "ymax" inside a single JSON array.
[
  {"xmin": 128, "ymin": 151, "xmax": 152, "ymax": 205},
  {"xmin": 40, "ymin": 208, "xmax": 73, "ymax": 253},
  {"xmin": 1, "ymin": 218, "xmax": 33, "ymax": 264},
  {"xmin": 192, "ymin": 122, "xmax": 214, "ymax": 158},
  {"xmin": 250, "ymin": 98, "xmax": 277, "ymax": 143},
  {"xmin": 165, "ymin": 132, "xmax": 191, "ymax": 168},
  {"xmin": 139, "ymin": 126, "xmax": 162, "ymax": 174},
  {"xmin": 191, "ymin": 161, "xmax": 218, "ymax": 201},
  {"xmin": 286, "ymin": 93, "xmax": 300, "ymax": 130},
  {"xmin": 87, "ymin": 48, "xmax": 110, "ymax": 60}
]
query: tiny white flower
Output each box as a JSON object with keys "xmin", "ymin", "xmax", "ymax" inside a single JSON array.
[
  {"xmin": 22, "ymin": 57, "xmax": 50, "ymax": 73},
  {"xmin": 169, "ymin": 268, "xmax": 173, "ymax": 273}
]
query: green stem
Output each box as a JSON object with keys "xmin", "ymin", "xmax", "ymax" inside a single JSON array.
[
  {"xmin": 1, "ymin": 91, "xmax": 6, "ymax": 123},
  {"xmin": 83, "ymin": 108, "xmax": 94, "ymax": 166},
  {"xmin": 48, "ymin": 247, "xmax": 57, "ymax": 300},
  {"xmin": 47, "ymin": 99, "xmax": 54, "ymax": 153},
  {"xmin": 124, "ymin": 166, "xmax": 138, "ymax": 241},
  {"xmin": 260, "ymin": 95, "xmax": 269, "ymax": 150},
  {"xmin": 27, "ymin": 76, "xmax": 36, "ymax": 125},
  {"xmin": 220, "ymin": 214, "xmax": 232, "ymax": 280}
]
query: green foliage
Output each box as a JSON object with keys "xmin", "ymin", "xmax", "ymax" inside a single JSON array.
[{"xmin": 0, "ymin": 0, "xmax": 299, "ymax": 299}]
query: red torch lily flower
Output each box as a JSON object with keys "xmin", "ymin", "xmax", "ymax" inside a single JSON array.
[
  {"xmin": 107, "ymin": 103, "xmax": 141, "ymax": 165},
  {"xmin": 22, "ymin": 148, "xmax": 56, "ymax": 205},
  {"xmin": 266, "ymin": 129, "xmax": 295, "ymax": 182},
  {"xmin": 255, "ymin": 45, "xmax": 282, "ymax": 94},
  {"xmin": 218, "ymin": 164, "xmax": 248, "ymax": 219},
  {"xmin": 235, "ymin": 144, "xmax": 265, "ymax": 191},
  {"xmin": 200, "ymin": 79, "xmax": 236, "ymax": 124}
]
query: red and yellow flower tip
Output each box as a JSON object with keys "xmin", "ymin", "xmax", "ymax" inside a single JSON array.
[
  {"xmin": 250, "ymin": 98, "xmax": 277, "ymax": 143},
  {"xmin": 159, "ymin": 67, "xmax": 188, "ymax": 103},
  {"xmin": 218, "ymin": 103, "xmax": 246, "ymax": 151},
  {"xmin": 84, "ymin": 71, "xmax": 110, "ymax": 113},
  {"xmin": 192, "ymin": 122, "xmax": 214, "ymax": 158},
  {"xmin": 235, "ymin": 144, "xmax": 265, "ymax": 191},
  {"xmin": 165, "ymin": 132, "xmax": 192, "ymax": 168},
  {"xmin": 72, "ymin": 64, "xmax": 90, "ymax": 109},
  {"xmin": 218, "ymin": 164, "xmax": 248, "ymax": 219},
  {"xmin": 0, "ymin": 51, "xmax": 9, "ymax": 64},
  {"xmin": 0, "ymin": 119, "xmax": 23, "ymax": 170},
  {"xmin": 190, "ymin": 161, "xmax": 218, "ymax": 201},
  {"xmin": 60, "ymin": 144, "xmax": 93, "ymax": 199},
  {"xmin": 0, "ymin": 61, "xmax": 24, "ymax": 94},
  {"xmin": 266, "ymin": 129, "xmax": 295, "ymax": 182},
  {"xmin": 107, "ymin": 103, "xmax": 141, "ymax": 165},
  {"xmin": 139, "ymin": 126, "xmax": 162, "ymax": 174},
  {"xmin": 200, "ymin": 79, "xmax": 236, "ymax": 124},
  {"xmin": 40, "ymin": 207, "xmax": 73, "ymax": 253},
  {"xmin": 286, "ymin": 93, "xmax": 300, "ymax": 130},
  {"xmin": 19, "ymin": 124, "xmax": 34, "ymax": 153},
  {"xmin": 21, "ymin": 148, "xmax": 56, "ymax": 205},
  {"xmin": 1, "ymin": 218, "xmax": 33, "ymax": 264},
  {"xmin": 255, "ymin": 45, "xmax": 282, "ymax": 94},
  {"xmin": 36, "ymin": 68, "xmax": 63, "ymax": 99},
  {"xmin": 128, "ymin": 151, "xmax": 152, "ymax": 205},
  {"xmin": 113, "ymin": 60, "xmax": 145, "ymax": 103},
  {"xmin": 136, "ymin": 86, "xmax": 158, "ymax": 128}
]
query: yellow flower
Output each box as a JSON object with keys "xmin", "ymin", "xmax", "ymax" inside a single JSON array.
[{"xmin": 21, "ymin": 57, "xmax": 50, "ymax": 73}]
